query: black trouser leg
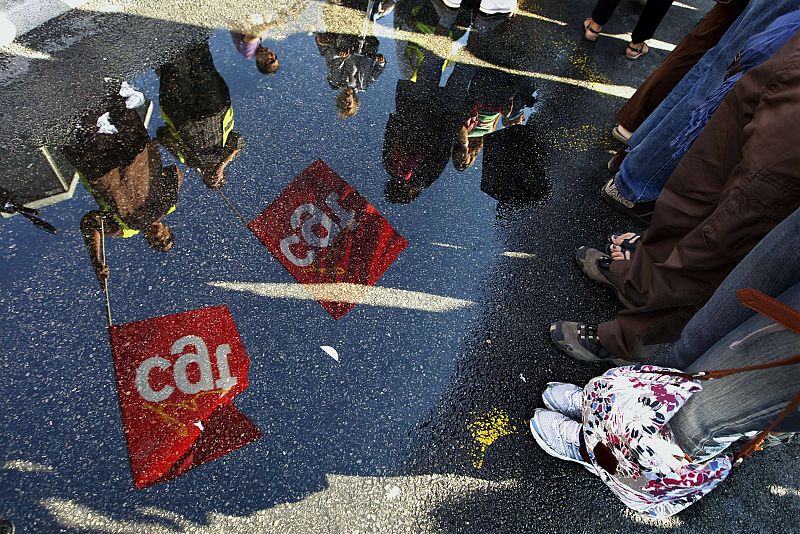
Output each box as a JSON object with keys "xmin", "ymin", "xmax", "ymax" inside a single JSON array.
[
  {"xmin": 591, "ymin": 0, "xmax": 622, "ymax": 26},
  {"xmin": 630, "ymin": 0, "xmax": 673, "ymax": 43}
]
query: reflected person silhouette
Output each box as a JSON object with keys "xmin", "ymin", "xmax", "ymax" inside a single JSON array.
[
  {"xmin": 156, "ymin": 41, "xmax": 244, "ymax": 189},
  {"xmin": 382, "ymin": 45, "xmax": 466, "ymax": 203},
  {"xmin": 451, "ymin": 68, "xmax": 536, "ymax": 172},
  {"xmin": 62, "ymin": 94, "xmax": 183, "ymax": 284},
  {"xmin": 228, "ymin": 14, "xmax": 281, "ymax": 75},
  {"xmin": 314, "ymin": 32, "xmax": 386, "ymax": 118},
  {"xmin": 383, "ymin": 80, "xmax": 460, "ymax": 203}
]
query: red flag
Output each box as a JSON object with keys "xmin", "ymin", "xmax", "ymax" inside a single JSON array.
[
  {"xmin": 109, "ymin": 305, "xmax": 261, "ymax": 489},
  {"xmin": 248, "ymin": 160, "xmax": 408, "ymax": 319}
]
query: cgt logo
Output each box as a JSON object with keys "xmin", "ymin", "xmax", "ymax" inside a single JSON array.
[
  {"xmin": 279, "ymin": 193, "xmax": 356, "ymax": 267},
  {"xmin": 248, "ymin": 160, "xmax": 409, "ymax": 319},
  {"xmin": 110, "ymin": 305, "xmax": 260, "ymax": 489},
  {"xmin": 135, "ymin": 335, "xmax": 239, "ymax": 402}
]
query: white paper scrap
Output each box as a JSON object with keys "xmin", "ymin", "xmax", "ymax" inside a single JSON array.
[
  {"xmin": 320, "ymin": 345, "xmax": 339, "ymax": 362},
  {"xmin": 96, "ymin": 112, "xmax": 118, "ymax": 134}
]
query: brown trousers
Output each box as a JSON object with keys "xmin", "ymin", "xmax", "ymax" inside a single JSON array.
[
  {"xmin": 599, "ymin": 31, "xmax": 800, "ymax": 360},
  {"xmin": 616, "ymin": 0, "xmax": 746, "ymax": 132}
]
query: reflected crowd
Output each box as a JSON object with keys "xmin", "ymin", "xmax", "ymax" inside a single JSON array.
[{"xmin": 2, "ymin": 0, "xmax": 800, "ymax": 525}]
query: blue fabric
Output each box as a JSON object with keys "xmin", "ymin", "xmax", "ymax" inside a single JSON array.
[
  {"xmin": 670, "ymin": 282, "xmax": 800, "ymax": 458},
  {"xmin": 669, "ymin": 11, "xmax": 800, "ymax": 161},
  {"xmin": 615, "ymin": 0, "xmax": 800, "ymax": 203},
  {"xmin": 657, "ymin": 208, "xmax": 800, "ymax": 458}
]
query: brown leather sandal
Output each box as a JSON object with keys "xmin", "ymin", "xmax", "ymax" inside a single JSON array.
[
  {"xmin": 625, "ymin": 42, "xmax": 649, "ymax": 60},
  {"xmin": 583, "ymin": 18, "xmax": 601, "ymax": 42}
]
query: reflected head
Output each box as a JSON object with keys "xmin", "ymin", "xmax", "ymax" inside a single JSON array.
[
  {"xmin": 256, "ymin": 47, "xmax": 280, "ymax": 75},
  {"xmin": 145, "ymin": 222, "xmax": 174, "ymax": 252},
  {"xmin": 452, "ymin": 137, "xmax": 484, "ymax": 171},
  {"xmin": 336, "ymin": 87, "xmax": 359, "ymax": 119},
  {"xmin": 202, "ymin": 165, "xmax": 225, "ymax": 190}
]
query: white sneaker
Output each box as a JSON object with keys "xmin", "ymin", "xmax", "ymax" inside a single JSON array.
[
  {"xmin": 542, "ymin": 382, "xmax": 583, "ymax": 420},
  {"xmin": 529, "ymin": 409, "xmax": 596, "ymax": 474}
]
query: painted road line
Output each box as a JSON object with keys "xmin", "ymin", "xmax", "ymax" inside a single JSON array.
[
  {"xmin": 0, "ymin": 0, "xmax": 91, "ymax": 46},
  {"xmin": 208, "ymin": 282, "xmax": 476, "ymax": 313}
]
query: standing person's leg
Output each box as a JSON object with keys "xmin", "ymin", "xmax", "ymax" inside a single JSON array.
[
  {"xmin": 613, "ymin": 0, "xmax": 797, "ymax": 205},
  {"xmin": 630, "ymin": 0, "xmax": 673, "ymax": 44},
  {"xmin": 616, "ymin": 0, "xmax": 745, "ymax": 133},
  {"xmin": 652, "ymin": 208, "xmax": 800, "ymax": 370},
  {"xmin": 473, "ymin": 0, "xmax": 515, "ymax": 35},
  {"xmin": 591, "ymin": 0, "xmax": 623, "ymax": 26},
  {"xmin": 595, "ymin": 34, "xmax": 800, "ymax": 360},
  {"xmin": 668, "ymin": 283, "xmax": 800, "ymax": 461},
  {"xmin": 431, "ymin": 0, "xmax": 460, "ymax": 29}
]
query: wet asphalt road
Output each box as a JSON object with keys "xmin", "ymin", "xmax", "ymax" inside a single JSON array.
[{"xmin": 2, "ymin": 0, "xmax": 799, "ymax": 532}]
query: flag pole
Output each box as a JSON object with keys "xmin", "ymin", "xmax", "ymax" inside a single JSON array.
[
  {"xmin": 358, "ymin": 0, "xmax": 375, "ymax": 54},
  {"xmin": 217, "ymin": 189, "xmax": 250, "ymax": 229},
  {"xmin": 100, "ymin": 217, "xmax": 113, "ymax": 328}
]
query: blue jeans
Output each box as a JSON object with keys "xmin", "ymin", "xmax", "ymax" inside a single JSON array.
[
  {"xmin": 659, "ymin": 208, "xmax": 800, "ymax": 458},
  {"xmin": 614, "ymin": 0, "xmax": 800, "ymax": 202},
  {"xmin": 669, "ymin": 283, "xmax": 800, "ymax": 459}
]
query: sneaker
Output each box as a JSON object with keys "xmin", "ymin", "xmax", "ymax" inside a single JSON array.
[
  {"xmin": 542, "ymin": 382, "xmax": 583, "ymax": 419},
  {"xmin": 574, "ymin": 246, "xmax": 639, "ymax": 308},
  {"xmin": 550, "ymin": 321, "xmax": 634, "ymax": 365},
  {"xmin": 372, "ymin": 0, "xmax": 395, "ymax": 20},
  {"xmin": 529, "ymin": 409, "xmax": 596, "ymax": 473},
  {"xmin": 600, "ymin": 178, "xmax": 655, "ymax": 226}
]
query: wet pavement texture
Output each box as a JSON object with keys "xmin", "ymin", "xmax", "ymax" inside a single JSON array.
[{"xmin": 2, "ymin": 0, "xmax": 799, "ymax": 532}]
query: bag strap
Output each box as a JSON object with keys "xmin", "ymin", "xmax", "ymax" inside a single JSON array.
[
  {"xmin": 733, "ymin": 392, "xmax": 800, "ymax": 464},
  {"xmin": 737, "ymin": 288, "xmax": 800, "ymax": 334},
  {"xmin": 655, "ymin": 288, "xmax": 800, "ymax": 464}
]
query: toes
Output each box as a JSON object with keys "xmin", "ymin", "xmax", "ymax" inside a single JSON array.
[
  {"xmin": 614, "ymin": 250, "xmax": 632, "ymax": 261},
  {"xmin": 611, "ymin": 232, "xmax": 637, "ymax": 245}
]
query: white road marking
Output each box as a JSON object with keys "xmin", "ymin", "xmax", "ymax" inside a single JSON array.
[
  {"xmin": 208, "ymin": 282, "xmax": 476, "ymax": 313},
  {"xmin": 2, "ymin": 459, "xmax": 54, "ymax": 473}
]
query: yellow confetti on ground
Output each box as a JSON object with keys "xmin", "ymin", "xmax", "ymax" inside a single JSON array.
[
  {"xmin": 548, "ymin": 124, "xmax": 617, "ymax": 153},
  {"xmin": 468, "ymin": 408, "xmax": 518, "ymax": 469}
]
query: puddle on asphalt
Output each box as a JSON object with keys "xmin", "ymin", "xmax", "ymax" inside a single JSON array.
[
  {"xmin": 2, "ymin": 0, "xmax": 555, "ymax": 313},
  {"xmin": 0, "ymin": 0, "xmax": 605, "ymax": 499}
]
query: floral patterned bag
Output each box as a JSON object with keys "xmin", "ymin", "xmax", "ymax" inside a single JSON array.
[{"xmin": 581, "ymin": 289, "xmax": 800, "ymax": 518}]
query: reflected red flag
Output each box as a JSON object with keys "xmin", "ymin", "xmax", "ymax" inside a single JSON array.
[
  {"xmin": 248, "ymin": 160, "xmax": 408, "ymax": 319},
  {"xmin": 109, "ymin": 305, "xmax": 261, "ymax": 489}
]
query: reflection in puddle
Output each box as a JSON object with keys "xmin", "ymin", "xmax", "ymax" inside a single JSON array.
[
  {"xmin": 1, "ymin": 0, "xmax": 628, "ymax": 517},
  {"xmin": 247, "ymin": 160, "xmax": 408, "ymax": 319},
  {"xmin": 110, "ymin": 305, "xmax": 261, "ymax": 489}
]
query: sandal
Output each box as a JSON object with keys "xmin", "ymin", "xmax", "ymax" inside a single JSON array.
[
  {"xmin": 583, "ymin": 19, "xmax": 601, "ymax": 42},
  {"xmin": 575, "ymin": 247, "xmax": 638, "ymax": 308},
  {"xmin": 605, "ymin": 232, "xmax": 640, "ymax": 260},
  {"xmin": 625, "ymin": 42, "xmax": 649, "ymax": 60},
  {"xmin": 611, "ymin": 125, "xmax": 630, "ymax": 145}
]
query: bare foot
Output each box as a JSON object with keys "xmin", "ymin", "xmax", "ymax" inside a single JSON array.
[{"xmin": 583, "ymin": 19, "xmax": 602, "ymax": 42}]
